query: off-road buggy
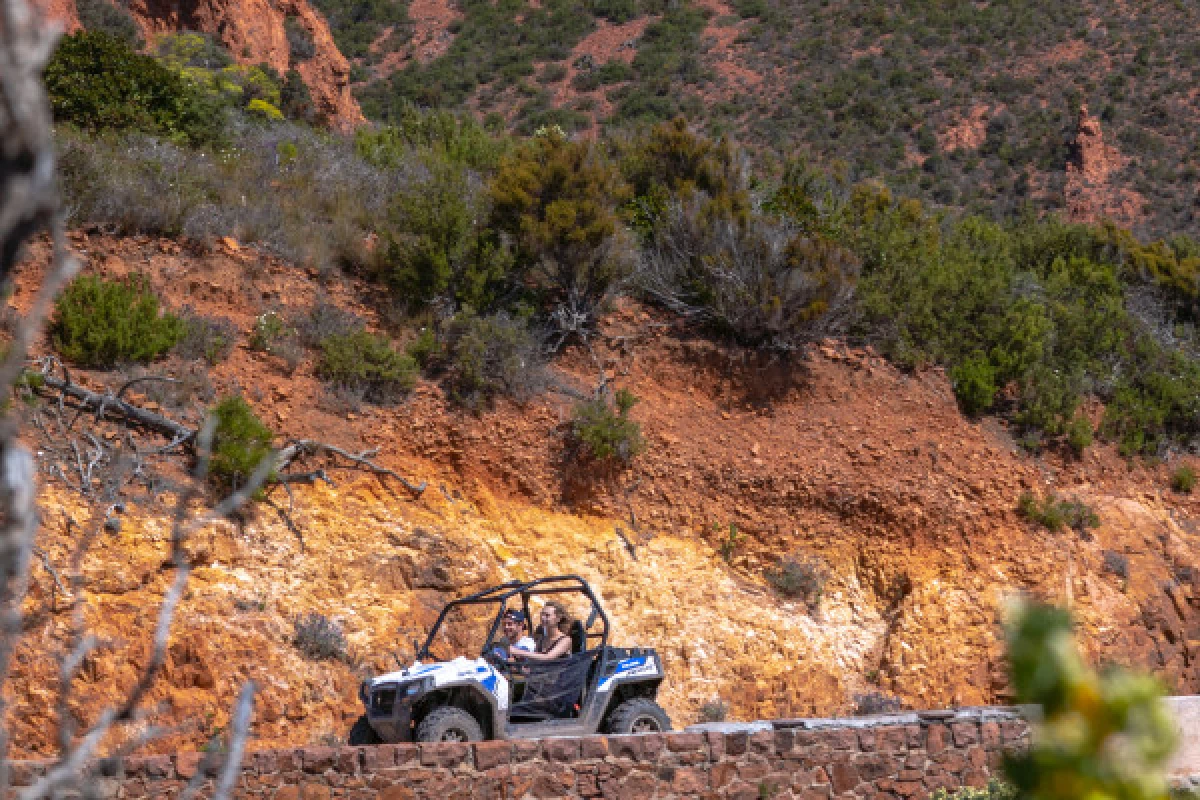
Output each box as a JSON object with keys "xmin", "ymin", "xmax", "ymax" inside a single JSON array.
[{"xmin": 350, "ymin": 575, "xmax": 671, "ymax": 743}]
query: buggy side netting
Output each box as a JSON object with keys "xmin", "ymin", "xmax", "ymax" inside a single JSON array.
[{"xmin": 509, "ymin": 651, "xmax": 596, "ymax": 721}]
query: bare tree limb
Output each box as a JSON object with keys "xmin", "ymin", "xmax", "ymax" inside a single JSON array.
[
  {"xmin": 37, "ymin": 373, "xmax": 195, "ymax": 443},
  {"xmin": 275, "ymin": 440, "xmax": 426, "ymax": 496}
]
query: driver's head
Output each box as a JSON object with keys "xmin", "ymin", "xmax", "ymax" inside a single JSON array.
[{"xmin": 501, "ymin": 609, "xmax": 527, "ymax": 642}]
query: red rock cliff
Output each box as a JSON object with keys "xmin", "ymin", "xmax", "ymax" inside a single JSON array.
[{"xmin": 30, "ymin": 0, "xmax": 363, "ymax": 129}]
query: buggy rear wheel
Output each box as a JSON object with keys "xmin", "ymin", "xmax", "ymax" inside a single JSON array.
[
  {"xmin": 606, "ymin": 697, "xmax": 672, "ymax": 734},
  {"xmin": 415, "ymin": 706, "xmax": 485, "ymax": 742}
]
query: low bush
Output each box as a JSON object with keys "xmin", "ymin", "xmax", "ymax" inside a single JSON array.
[
  {"xmin": 1017, "ymin": 491, "xmax": 1100, "ymax": 534},
  {"xmin": 249, "ymin": 311, "xmax": 291, "ymax": 353},
  {"xmin": 291, "ymin": 300, "xmax": 365, "ymax": 348},
  {"xmin": 851, "ymin": 691, "xmax": 902, "ymax": 716},
  {"xmin": 568, "ymin": 388, "xmax": 644, "ymax": 466},
  {"xmin": 51, "ymin": 274, "xmax": 182, "ymax": 367},
  {"xmin": 285, "ymin": 17, "xmax": 317, "ymax": 62},
  {"xmin": 293, "ymin": 612, "xmax": 349, "ymax": 661},
  {"xmin": 1171, "ymin": 464, "xmax": 1196, "ymax": 493},
  {"xmin": 175, "ymin": 311, "xmax": 237, "ymax": 364},
  {"xmin": 76, "ymin": 0, "xmax": 141, "ymax": 45},
  {"xmin": 698, "ymin": 697, "xmax": 729, "ymax": 722},
  {"xmin": 438, "ymin": 312, "xmax": 545, "ymax": 410},
  {"xmin": 639, "ymin": 200, "xmax": 859, "ymax": 348},
  {"xmin": 317, "ymin": 331, "xmax": 417, "ymax": 402},
  {"xmin": 764, "ymin": 552, "xmax": 827, "ymax": 611},
  {"xmin": 929, "ymin": 782, "xmax": 1016, "ymax": 800},
  {"xmin": 208, "ymin": 395, "xmax": 275, "ymax": 491},
  {"xmin": 1102, "ymin": 550, "xmax": 1129, "ymax": 581}
]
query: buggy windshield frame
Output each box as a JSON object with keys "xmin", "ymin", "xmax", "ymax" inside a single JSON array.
[{"xmin": 415, "ymin": 575, "xmax": 610, "ymax": 661}]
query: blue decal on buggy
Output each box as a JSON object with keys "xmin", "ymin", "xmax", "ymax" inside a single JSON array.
[
  {"xmin": 481, "ymin": 673, "xmax": 498, "ymax": 693},
  {"xmin": 598, "ymin": 657, "xmax": 659, "ymax": 692}
]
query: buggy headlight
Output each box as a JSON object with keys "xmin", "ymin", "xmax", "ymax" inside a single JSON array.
[{"xmin": 403, "ymin": 677, "xmax": 433, "ymax": 696}]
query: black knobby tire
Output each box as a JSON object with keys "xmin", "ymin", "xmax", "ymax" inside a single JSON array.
[
  {"xmin": 606, "ymin": 697, "xmax": 672, "ymax": 734},
  {"xmin": 415, "ymin": 707, "xmax": 485, "ymax": 742},
  {"xmin": 348, "ymin": 714, "xmax": 382, "ymax": 745}
]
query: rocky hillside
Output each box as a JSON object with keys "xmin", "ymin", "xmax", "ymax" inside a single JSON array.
[
  {"xmin": 337, "ymin": 0, "xmax": 1199, "ymax": 240},
  {"xmin": 10, "ymin": 232, "xmax": 1200, "ymax": 757}
]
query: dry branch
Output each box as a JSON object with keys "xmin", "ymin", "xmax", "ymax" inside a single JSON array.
[{"xmin": 37, "ymin": 373, "xmax": 195, "ymax": 443}]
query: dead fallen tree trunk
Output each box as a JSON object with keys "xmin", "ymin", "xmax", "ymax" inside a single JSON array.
[{"xmin": 39, "ymin": 374, "xmax": 195, "ymax": 444}]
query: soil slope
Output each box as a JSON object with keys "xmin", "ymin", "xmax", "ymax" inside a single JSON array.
[{"xmin": 8, "ymin": 233, "xmax": 1200, "ymax": 756}]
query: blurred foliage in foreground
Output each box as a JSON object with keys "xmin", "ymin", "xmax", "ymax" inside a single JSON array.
[{"xmin": 1004, "ymin": 601, "xmax": 1177, "ymax": 800}]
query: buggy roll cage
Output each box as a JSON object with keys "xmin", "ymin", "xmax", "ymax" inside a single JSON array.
[{"xmin": 415, "ymin": 575, "xmax": 610, "ymax": 662}]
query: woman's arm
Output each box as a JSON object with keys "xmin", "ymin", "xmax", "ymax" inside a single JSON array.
[{"xmin": 511, "ymin": 635, "xmax": 571, "ymax": 661}]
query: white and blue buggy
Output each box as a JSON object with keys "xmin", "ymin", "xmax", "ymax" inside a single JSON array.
[{"xmin": 351, "ymin": 576, "xmax": 671, "ymax": 743}]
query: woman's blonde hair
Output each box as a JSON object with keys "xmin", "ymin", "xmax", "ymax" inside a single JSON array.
[{"xmin": 541, "ymin": 600, "xmax": 571, "ymax": 634}]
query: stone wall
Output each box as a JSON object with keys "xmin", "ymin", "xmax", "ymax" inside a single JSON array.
[{"xmin": 8, "ymin": 709, "xmax": 1029, "ymax": 800}]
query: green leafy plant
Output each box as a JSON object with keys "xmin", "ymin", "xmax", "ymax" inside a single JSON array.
[
  {"xmin": 1066, "ymin": 414, "xmax": 1094, "ymax": 457},
  {"xmin": 489, "ymin": 131, "xmax": 633, "ymax": 327},
  {"xmin": 208, "ymin": 395, "xmax": 275, "ymax": 491},
  {"xmin": 317, "ymin": 331, "xmax": 417, "ymax": 402},
  {"xmin": 51, "ymin": 274, "xmax": 182, "ymax": 367},
  {"xmin": 568, "ymin": 388, "xmax": 645, "ymax": 466},
  {"xmin": 717, "ymin": 522, "xmax": 742, "ymax": 563},
  {"xmin": 1003, "ymin": 601, "xmax": 1177, "ymax": 800},
  {"xmin": 1171, "ymin": 464, "xmax": 1196, "ymax": 493},
  {"xmin": 1017, "ymin": 491, "xmax": 1100, "ymax": 534}
]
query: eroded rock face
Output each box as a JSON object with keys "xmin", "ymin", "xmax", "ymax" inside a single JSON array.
[
  {"xmin": 1065, "ymin": 104, "xmax": 1143, "ymax": 227},
  {"xmin": 30, "ymin": 0, "xmax": 362, "ymax": 129}
]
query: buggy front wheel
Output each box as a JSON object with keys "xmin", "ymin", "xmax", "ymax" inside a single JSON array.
[
  {"xmin": 415, "ymin": 707, "xmax": 485, "ymax": 742},
  {"xmin": 606, "ymin": 698, "xmax": 672, "ymax": 734}
]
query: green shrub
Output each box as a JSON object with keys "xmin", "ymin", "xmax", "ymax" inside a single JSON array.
[
  {"xmin": 764, "ymin": 552, "xmax": 827, "ymax": 612},
  {"xmin": 1066, "ymin": 414, "xmax": 1093, "ymax": 456},
  {"xmin": 380, "ymin": 158, "xmax": 514, "ymax": 311},
  {"xmin": 1172, "ymin": 464, "xmax": 1196, "ymax": 493},
  {"xmin": 950, "ymin": 356, "xmax": 997, "ymax": 416},
  {"xmin": 51, "ymin": 274, "xmax": 182, "ymax": 367},
  {"xmin": 439, "ymin": 312, "xmax": 545, "ymax": 410},
  {"xmin": 44, "ymin": 31, "xmax": 225, "ymax": 145},
  {"xmin": 569, "ymin": 388, "xmax": 644, "ymax": 466},
  {"xmin": 698, "ymin": 697, "xmax": 729, "ymax": 723},
  {"xmin": 317, "ymin": 331, "xmax": 417, "ymax": 402},
  {"xmin": 489, "ymin": 131, "xmax": 633, "ymax": 327},
  {"xmin": 1017, "ymin": 491, "xmax": 1100, "ymax": 534},
  {"xmin": 209, "ymin": 395, "xmax": 275, "ymax": 491},
  {"xmin": 406, "ymin": 328, "xmax": 442, "ymax": 368}
]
